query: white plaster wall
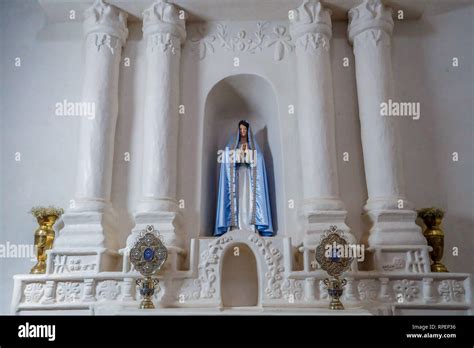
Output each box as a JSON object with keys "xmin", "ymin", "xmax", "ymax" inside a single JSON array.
[
  {"xmin": 389, "ymin": 9, "xmax": 474, "ymax": 276},
  {"xmin": 0, "ymin": 0, "xmax": 472, "ymax": 314},
  {"xmin": 1, "ymin": 1, "xmax": 83, "ymax": 315}
]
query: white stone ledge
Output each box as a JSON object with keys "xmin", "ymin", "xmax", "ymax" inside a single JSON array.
[
  {"xmin": 367, "ymin": 245, "xmax": 432, "ymax": 252},
  {"xmin": 17, "ymin": 303, "xmax": 94, "ymax": 311},
  {"xmin": 93, "ymin": 305, "xmax": 374, "ymax": 315},
  {"xmin": 14, "ymin": 271, "xmax": 472, "ymax": 282},
  {"xmin": 12, "ymin": 271, "xmax": 471, "ymax": 314},
  {"xmin": 393, "ymin": 303, "xmax": 471, "ymax": 310},
  {"xmin": 287, "ymin": 271, "xmax": 472, "ymax": 280}
]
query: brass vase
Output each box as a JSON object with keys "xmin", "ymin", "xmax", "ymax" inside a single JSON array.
[
  {"xmin": 417, "ymin": 207, "xmax": 448, "ymax": 272},
  {"xmin": 30, "ymin": 206, "xmax": 63, "ymax": 274}
]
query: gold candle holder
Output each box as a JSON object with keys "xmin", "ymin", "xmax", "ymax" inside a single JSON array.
[
  {"xmin": 417, "ymin": 207, "xmax": 448, "ymax": 272},
  {"xmin": 30, "ymin": 206, "xmax": 64, "ymax": 274}
]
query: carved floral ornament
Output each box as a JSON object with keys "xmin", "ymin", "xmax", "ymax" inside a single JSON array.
[
  {"xmin": 347, "ymin": 0, "xmax": 394, "ymax": 45},
  {"xmin": 94, "ymin": 33, "xmax": 119, "ymax": 54},
  {"xmin": 143, "ymin": 0, "xmax": 184, "ymax": 27},
  {"xmin": 142, "ymin": 0, "xmax": 186, "ymax": 41},
  {"xmin": 348, "ymin": 0, "xmax": 393, "ymax": 24},
  {"xmin": 96, "ymin": 280, "xmax": 121, "ymax": 301},
  {"xmin": 187, "ymin": 22, "xmax": 295, "ymax": 61},
  {"xmin": 290, "ymin": 0, "xmax": 331, "ymax": 25},
  {"xmin": 20, "ymin": 276, "xmax": 467, "ymax": 306},
  {"xmin": 148, "ymin": 33, "xmax": 179, "ymax": 55},
  {"xmin": 438, "ymin": 280, "xmax": 465, "ymax": 303},
  {"xmin": 393, "ymin": 279, "xmax": 419, "ymax": 302},
  {"xmin": 289, "ymin": 0, "xmax": 332, "ymax": 51},
  {"xmin": 83, "ymin": 0, "xmax": 128, "ymax": 45},
  {"xmin": 24, "ymin": 283, "xmax": 44, "ymax": 303},
  {"xmin": 186, "ymin": 0, "xmax": 339, "ymax": 60}
]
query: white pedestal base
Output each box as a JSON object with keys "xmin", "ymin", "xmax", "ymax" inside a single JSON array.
[
  {"xmin": 11, "ymin": 230, "xmax": 472, "ymax": 316},
  {"xmin": 366, "ymin": 210, "xmax": 431, "ymax": 273}
]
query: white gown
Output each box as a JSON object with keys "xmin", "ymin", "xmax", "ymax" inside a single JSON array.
[
  {"xmin": 226, "ymin": 143, "xmax": 254, "ymax": 232},
  {"xmin": 237, "ymin": 163, "xmax": 254, "ymax": 231}
]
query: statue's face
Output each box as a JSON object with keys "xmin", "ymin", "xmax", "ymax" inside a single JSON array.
[{"xmin": 239, "ymin": 124, "xmax": 248, "ymax": 138}]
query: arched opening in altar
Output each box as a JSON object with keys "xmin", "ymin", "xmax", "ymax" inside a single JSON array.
[
  {"xmin": 200, "ymin": 73, "xmax": 284, "ymax": 237},
  {"xmin": 220, "ymin": 242, "xmax": 259, "ymax": 308}
]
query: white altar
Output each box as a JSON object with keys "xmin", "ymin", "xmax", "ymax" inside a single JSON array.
[{"xmin": 8, "ymin": 0, "xmax": 473, "ymax": 315}]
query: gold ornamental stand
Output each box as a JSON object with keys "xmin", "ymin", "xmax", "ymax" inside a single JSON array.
[
  {"xmin": 315, "ymin": 226, "xmax": 354, "ymax": 310},
  {"xmin": 130, "ymin": 225, "xmax": 168, "ymax": 309}
]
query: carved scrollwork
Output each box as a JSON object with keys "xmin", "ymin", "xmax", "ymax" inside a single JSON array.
[
  {"xmin": 53, "ymin": 255, "xmax": 96, "ymax": 274},
  {"xmin": 357, "ymin": 279, "xmax": 379, "ymax": 301},
  {"xmin": 281, "ymin": 279, "xmax": 303, "ymax": 302},
  {"xmin": 319, "ymin": 279, "xmax": 329, "ymax": 300},
  {"xmin": 197, "ymin": 235, "xmax": 233, "ymax": 299},
  {"xmin": 96, "ymin": 280, "xmax": 120, "ymax": 301},
  {"xmin": 438, "ymin": 280, "xmax": 465, "ymax": 303},
  {"xmin": 382, "ymin": 257, "xmax": 406, "ymax": 272},
  {"xmin": 24, "ymin": 283, "xmax": 44, "ymax": 304},
  {"xmin": 248, "ymin": 234, "xmax": 284, "ymax": 299}
]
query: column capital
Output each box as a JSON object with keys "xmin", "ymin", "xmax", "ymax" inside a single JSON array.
[
  {"xmin": 348, "ymin": 0, "xmax": 393, "ymax": 44},
  {"xmin": 83, "ymin": 0, "xmax": 128, "ymax": 46},
  {"xmin": 143, "ymin": 0, "xmax": 186, "ymax": 43},
  {"xmin": 289, "ymin": 0, "xmax": 332, "ymax": 40}
]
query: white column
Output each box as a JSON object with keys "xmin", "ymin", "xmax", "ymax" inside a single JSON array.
[
  {"xmin": 290, "ymin": 0, "xmax": 356, "ymax": 250},
  {"xmin": 125, "ymin": 1, "xmax": 186, "ymax": 253},
  {"xmin": 52, "ymin": 0, "xmax": 128, "ymax": 272},
  {"xmin": 348, "ymin": 0, "xmax": 429, "ymax": 272}
]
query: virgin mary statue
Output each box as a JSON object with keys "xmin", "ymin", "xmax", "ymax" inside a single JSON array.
[{"xmin": 214, "ymin": 120, "xmax": 274, "ymax": 237}]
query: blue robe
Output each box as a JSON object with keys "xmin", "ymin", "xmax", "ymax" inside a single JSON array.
[{"xmin": 214, "ymin": 125, "xmax": 274, "ymax": 237}]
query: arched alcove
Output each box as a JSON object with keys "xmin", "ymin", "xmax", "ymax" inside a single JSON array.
[
  {"xmin": 200, "ymin": 74, "xmax": 284, "ymax": 236},
  {"xmin": 220, "ymin": 243, "xmax": 259, "ymax": 307}
]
